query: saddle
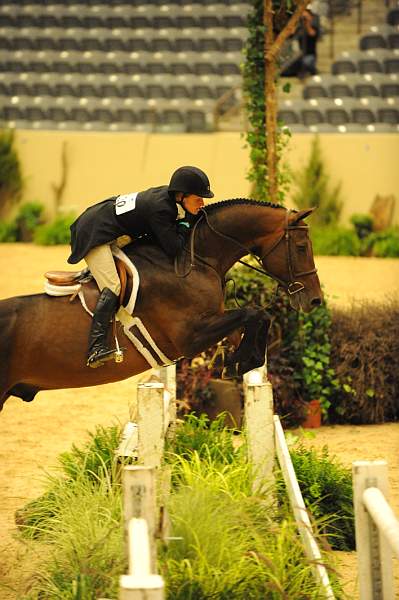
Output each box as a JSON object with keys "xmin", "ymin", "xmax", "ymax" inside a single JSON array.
[
  {"xmin": 45, "ymin": 257, "xmax": 128, "ymax": 309},
  {"xmin": 44, "ymin": 249, "xmax": 173, "ymax": 369}
]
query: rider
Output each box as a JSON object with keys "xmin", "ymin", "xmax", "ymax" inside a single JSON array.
[{"xmin": 68, "ymin": 166, "xmax": 214, "ymax": 368}]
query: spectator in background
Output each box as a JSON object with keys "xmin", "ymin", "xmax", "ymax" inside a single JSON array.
[{"xmin": 297, "ymin": 3, "xmax": 321, "ymax": 79}]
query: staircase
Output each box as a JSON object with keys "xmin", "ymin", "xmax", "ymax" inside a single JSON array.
[{"xmin": 219, "ymin": 0, "xmax": 393, "ymax": 125}]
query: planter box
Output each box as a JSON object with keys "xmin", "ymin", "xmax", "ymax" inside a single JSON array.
[{"xmin": 207, "ymin": 379, "xmax": 243, "ymax": 428}]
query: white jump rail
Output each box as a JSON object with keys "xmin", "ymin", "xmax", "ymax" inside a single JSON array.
[
  {"xmin": 274, "ymin": 415, "xmax": 335, "ymax": 599},
  {"xmin": 353, "ymin": 460, "xmax": 399, "ymax": 600}
]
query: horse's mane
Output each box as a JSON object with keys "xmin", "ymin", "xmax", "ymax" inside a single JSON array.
[{"xmin": 203, "ymin": 198, "xmax": 285, "ymax": 214}]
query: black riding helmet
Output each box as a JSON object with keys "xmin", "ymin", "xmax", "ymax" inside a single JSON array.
[{"xmin": 168, "ymin": 166, "xmax": 214, "ymax": 199}]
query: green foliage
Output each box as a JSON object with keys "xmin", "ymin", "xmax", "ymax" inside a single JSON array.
[
  {"xmin": 242, "ymin": 0, "xmax": 291, "ymax": 203},
  {"xmin": 242, "ymin": 0, "xmax": 266, "ymax": 200},
  {"xmin": 367, "ymin": 228, "xmax": 399, "ymax": 258},
  {"xmin": 167, "ymin": 413, "xmax": 238, "ymax": 465},
  {"xmin": 311, "ymin": 226, "xmax": 361, "ymax": 256},
  {"xmin": 225, "ymin": 263, "xmax": 339, "ymax": 417},
  {"xmin": 311, "ymin": 219, "xmax": 399, "ymax": 258},
  {"xmin": 350, "ymin": 213, "xmax": 373, "ymax": 240},
  {"xmin": 292, "ymin": 136, "xmax": 343, "ymax": 226},
  {"xmin": 289, "ymin": 443, "xmax": 354, "ymax": 551},
  {"xmin": 18, "ymin": 420, "xmax": 346, "ymax": 599},
  {"xmin": 292, "ymin": 304, "xmax": 340, "ymax": 415},
  {"xmin": 17, "ymin": 425, "xmax": 124, "ymax": 539},
  {"xmin": 17, "ymin": 201, "xmax": 44, "ymax": 232},
  {"xmin": 0, "ymin": 219, "xmax": 17, "ymax": 242},
  {"xmin": 34, "ymin": 212, "xmax": 75, "ymax": 245},
  {"xmin": 0, "ymin": 129, "xmax": 23, "ymax": 205}
]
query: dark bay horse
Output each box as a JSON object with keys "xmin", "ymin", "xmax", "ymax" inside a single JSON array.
[{"xmin": 0, "ymin": 199, "xmax": 322, "ymax": 411}]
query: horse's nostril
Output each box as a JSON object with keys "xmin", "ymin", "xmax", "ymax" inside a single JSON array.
[{"xmin": 311, "ymin": 298, "xmax": 322, "ymax": 307}]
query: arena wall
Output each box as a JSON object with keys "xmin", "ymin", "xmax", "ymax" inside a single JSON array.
[{"xmin": 13, "ymin": 130, "xmax": 399, "ymax": 224}]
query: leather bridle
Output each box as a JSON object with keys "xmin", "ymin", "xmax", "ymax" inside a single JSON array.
[{"xmin": 175, "ymin": 208, "xmax": 318, "ymax": 295}]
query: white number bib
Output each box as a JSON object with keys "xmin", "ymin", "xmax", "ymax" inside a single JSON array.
[{"xmin": 115, "ymin": 192, "xmax": 138, "ymax": 215}]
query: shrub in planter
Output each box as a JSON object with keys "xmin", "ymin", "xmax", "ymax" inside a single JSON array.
[
  {"xmin": 0, "ymin": 129, "xmax": 23, "ymax": 213},
  {"xmin": 311, "ymin": 225, "xmax": 361, "ymax": 256},
  {"xmin": 368, "ymin": 228, "xmax": 399, "ymax": 258},
  {"xmin": 289, "ymin": 442, "xmax": 355, "ymax": 551},
  {"xmin": 34, "ymin": 212, "xmax": 75, "ymax": 245},
  {"xmin": 329, "ymin": 300, "xmax": 399, "ymax": 424},
  {"xmin": 0, "ymin": 220, "xmax": 17, "ymax": 242},
  {"xmin": 350, "ymin": 213, "xmax": 374, "ymax": 241},
  {"xmin": 16, "ymin": 201, "xmax": 44, "ymax": 241}
]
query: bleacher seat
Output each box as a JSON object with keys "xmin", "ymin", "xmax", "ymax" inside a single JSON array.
[
  {"xmin": 332, "ymin": 51, "xmax": 358, "ymax": 74},
  {"xmin": 387, "ymin": 8, "xmax": 399, "ymax": 27},
  {"xmin": 381, "ymin": 77, "xmax": 399, "ymax": 97},
  {"xmin": 384, "ymin": 55, "xmax": 399, "ymax": 73},
  {"xmin": 388, "ymin": 31, "xmax": 399, "ymax": 49},
  {"xmin": 0, "ymin": 0, "xmax": 247, "ymax": 132},
  {"xmin": 157, "ymin": 109, "xmax": 186, "ymax": 132},
  {"xmin": 354, "ymin": 81, "xmax": 380, "ymax": 97},
  {"xmin": 360, "ymin": 32, "xmax": 388, "ymax": 51},
  {"xmin": 186, "ymin": 109, "xmax": 208, "ymax": 132}
]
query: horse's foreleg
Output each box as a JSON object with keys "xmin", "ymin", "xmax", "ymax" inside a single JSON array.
[
  {"xmin": 225, "ymin": 311, "xmax": 271, "ymax": 376},
  {"xmin": 182, "ymin": 308, "xmax": 270, "ymax": 375}
]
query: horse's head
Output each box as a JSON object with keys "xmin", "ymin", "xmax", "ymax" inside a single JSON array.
[{"xmin": 259, "ymin": 208, "xmax": 323, "ymax": 312}]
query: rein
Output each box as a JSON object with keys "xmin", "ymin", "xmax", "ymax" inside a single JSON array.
[{"xmin": 175, "ymin": 208, "xmax": 317, "ymax": 296}]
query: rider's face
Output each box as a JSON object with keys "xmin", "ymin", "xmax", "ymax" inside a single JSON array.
[{"xmin": 182, "ymin": 194, "xmax": 205, "ymax": 215}]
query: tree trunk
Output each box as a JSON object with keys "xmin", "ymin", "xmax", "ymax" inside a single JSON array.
[
  {"xmin": 264, "ymin": 0, "xmax": 278, "ymax": 203},
  {"xmin": 262, "ymin": 0, "xmax": 311, "ymax": 204}
]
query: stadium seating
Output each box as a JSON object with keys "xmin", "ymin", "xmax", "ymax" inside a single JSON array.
[{"xmin": 0, "ymin": 0, "xmax": 250, "ymax": 131}]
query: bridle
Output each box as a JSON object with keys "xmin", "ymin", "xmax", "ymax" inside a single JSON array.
[{"xmin": 175, "ymin": 208, "xmax": 317, "ymax": 296}]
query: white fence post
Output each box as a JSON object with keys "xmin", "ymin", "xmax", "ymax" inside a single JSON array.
[
  {"xmin": 352, "ymin": 460, "xmax": 395, "ymax": 600},
  {"xmin": 154, "ymin": 365, "xmax": 177, "ymax": 440},
  {"xmin": 244, "ymin": 370, "xmax": 274, "ymax": 493},
  {"xmin": 120, "ymin": 466, "xmax": 164, "ymax": 599},
  {"xmin": 137, "ymin": 382, "xmax": 165, "ymax": 468},
  {"xmin": 122, "ymin": 466, "xmax": 158, "ymax": 571}
]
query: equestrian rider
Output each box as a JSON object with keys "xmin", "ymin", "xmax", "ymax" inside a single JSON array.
[{"xmin": 68, "ymin": 166, "xmax": 214, "ymax": 368}]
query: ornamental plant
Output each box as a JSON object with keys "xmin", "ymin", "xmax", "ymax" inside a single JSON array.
[
  {"xmin": 292, "ymin": 136, "xmax": 343, "ymax": 226},
  {"xmin": 0, "ymin": 128, "xmax": 23, "ymax": 212}
]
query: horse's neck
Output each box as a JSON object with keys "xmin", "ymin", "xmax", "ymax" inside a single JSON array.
[{"xmin": 197, "ymin": 204, "xmax": 286, "ymax": 276}]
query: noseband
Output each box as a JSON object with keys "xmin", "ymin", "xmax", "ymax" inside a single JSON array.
[{"xmin": 178, "ymin": 208, "xmax": 317, "ymax": 295}]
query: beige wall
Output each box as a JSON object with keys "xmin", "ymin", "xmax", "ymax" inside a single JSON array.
[
  {"xmin": 14, "ymin": 129, "xmax": 399, "ymax": 224},
  {"xmin": 285, "ymin": 133, "xmax": 399, "ymax": 224}
]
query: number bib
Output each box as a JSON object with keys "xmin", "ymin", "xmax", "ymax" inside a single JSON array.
[{"xmin": 115, "ymin": 192, "xmax": 138, "ymax": 215}]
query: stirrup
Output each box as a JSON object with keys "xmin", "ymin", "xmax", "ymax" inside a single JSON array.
[{"xmin": 87, "ymin": 348, "xmax": 123, "ymax": 369}]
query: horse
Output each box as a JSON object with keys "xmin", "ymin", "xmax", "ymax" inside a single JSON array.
[{"xmin": 0, "ymin": 199, "xmax": 323, "ymax": 412}]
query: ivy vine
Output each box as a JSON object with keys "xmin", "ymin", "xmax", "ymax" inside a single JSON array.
[{"xmin": 242, "ymin": 0, "xmax": 299, "ymax": 204}]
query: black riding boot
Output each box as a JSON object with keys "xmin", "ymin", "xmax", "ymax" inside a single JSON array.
[{"xmin": 87, "ymin": 287, "xmax": 119, "ymax": 368}]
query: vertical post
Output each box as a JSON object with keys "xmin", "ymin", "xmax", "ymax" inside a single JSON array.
[
  {"xmin": 154, "ymin": 365, "xmax": 177, "ymax": 438},
  {"xmin": 120, "ymin": 467, "xmax": 164, "ymax": 600},
  {"xmin": 244, "ymin": 375, "xmax": 274, "ymax": 493},
  {"xmin": 352, "ymin": 460, "xmax": 394, "ymax": 600},
  {"xmin": 122, "ymin": 466, "xmax": 158, "ymax": 572},
  {"xmin": 137, "ymin": 382, "xmax": 165, "ymax": 468}
]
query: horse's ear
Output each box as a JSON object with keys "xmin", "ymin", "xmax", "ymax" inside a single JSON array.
[{"xmin": 289, "ymin": 207, "xmax": 316, "ymax": 225}]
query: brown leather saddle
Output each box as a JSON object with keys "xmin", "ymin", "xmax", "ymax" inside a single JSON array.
[{"xmin": 45, "ymin": 257, "xmax": 129, "ymax": 310}]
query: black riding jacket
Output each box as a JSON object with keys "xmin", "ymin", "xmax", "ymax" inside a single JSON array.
[{"xmin": 68, "ymin": 185, "xmax": 190, "ymax": 264}]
